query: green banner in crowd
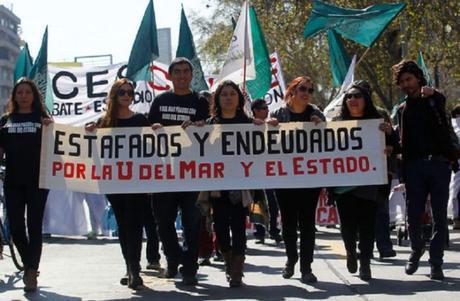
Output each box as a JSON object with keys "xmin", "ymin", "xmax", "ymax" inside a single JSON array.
[
  {"xmin": 304, "ymin": 0, "xmax": 406, "ymax": 48},
  {"xmin": 13, "ymin": 43, "xmax": 33, "ymax": 84},
  {"xmin": 327, "ymin": 29, "xmax": 350, "ymax": 87},
  {"xmin": 176, "ymin": 6, "xmax": 208, "ymax": 92}
]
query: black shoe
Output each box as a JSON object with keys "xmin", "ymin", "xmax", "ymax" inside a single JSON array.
[
  {"xmin": 182, "ymin": 274, "xmax": 198, "ymax": 285},
  {"xmin": 120, "ymin": 273, "xmax": 128, "ymax": 286},
  {"xmin": 146, "ymin": 261, "xmax": 161, "ymax": 270},
  {"xmin": 255, "ymin": 237, "xmax": 265, "ymax": 244},
  {"xmin": 405, "ymin": 247, "xmax": 425, "ymax": 275},
  {"xmin": 430, "ymin": 265, "xmax": 444, "ymax": 280},
  {"xmin": 346, "ymin": 251, "xmax": 358, "ymax": 274},
  {"xmin": 163, "ymin": 265, "xmax": 178, "ymax": 278},
  {"xmin": 128, "ymin": 274, "xmax": 145, "ymax": 290},
  {"xmin": 379, "ymin": 249, "xmax": 397, "ymax": 259},
  {"xmin": 282, "ymin": 263, "xmax": 295, "ymax": 279},
  {"xmin": 300, "ymin": 272, "xmax": 317, "ymax": 284},
  {"xmin": 213, "ymin": 253, "xmax": 224, "ymax": 262},
  {"xmin": 359, "ymin": 259, "xmax": 372, "ymax": 281},
  {"xmin": 270, "ymin": 233, "xmax": 283, "ymax": 243},
  {"xmin": 198, "ymin": 257, "xmax": 212, "ymax": 266}
]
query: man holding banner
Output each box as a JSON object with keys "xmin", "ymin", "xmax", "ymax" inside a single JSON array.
[{"xmin": 148, "ymin": 57, "xmax": 209, "ymax": 285}]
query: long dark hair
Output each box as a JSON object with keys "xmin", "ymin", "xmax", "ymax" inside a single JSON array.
[
  {"xmin": 6, "ymin": 77, "xmax": 49, "ymax": 117},
  {"xmin": 210, "ymin": 80, "xmax": 248, "ymax": 119},
  {"xmin": 340, "ymin": 80, "xmax": 381, "ymax": 120},
  {"xmin": 99, "ymin": 78, "xmax": 134, "ymax": 128}
]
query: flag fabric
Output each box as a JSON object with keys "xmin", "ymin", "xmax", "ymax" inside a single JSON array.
[
  {"xmin": 29, "ymin": 27, "xmax": 50, "ymax": 110},
  {"xmin": 304, "ymin": 0, "xmax": 406, "ymax": 47},
  {"xmin": 212, "ymin": 1, "xmax": 256, "ymax": 90},
  {"xmin": 328, "ymin": 29, "xmax": 351, "ymax": 87},
  {"xmin": 246, "ymin": 6, "xmax": 271, "ymax": 99},
  {"xmin": 14, "ymin": 43, "xmax": 33, "ymax": 83},
  {"xmin": 126, "ymin": 0, "xmax": 159, "ymax": 81},
  {"xmin": 323, "ymin": 55, "xmax": 356, "ymax": 121},
  {"xmin": 417, "ymin": 51, "xmax": 433, "ymax": 87},
  {"xmin": 176, "ymin": 7, "xmax": 208, "ymax": 92}
]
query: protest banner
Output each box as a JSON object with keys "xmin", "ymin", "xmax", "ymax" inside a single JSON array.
[
  {"xmin": 40, "ymin": 119, "xmax": 387, "ymax": 194},
  {"xmin": 48, "ymin": 62, "xmax": 172, "ymax": 125}
]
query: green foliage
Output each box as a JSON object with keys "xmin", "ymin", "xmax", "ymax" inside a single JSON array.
[{"xmin": 193, "ymin": 0, "xmax": 460, "ymax": 109}]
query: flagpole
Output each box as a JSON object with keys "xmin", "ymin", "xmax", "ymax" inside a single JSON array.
[
  {"xmin": 242, "ymin": 1, "xmax": 249, "ymax": 93},
  {"xmin": 356, "ymin": 47, "xmax": 371, "ymax": 67}
]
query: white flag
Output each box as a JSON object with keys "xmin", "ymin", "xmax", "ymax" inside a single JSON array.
[
  {"xmin": 323, "ymin": 55, "xmax": 356, "ymax": 121},
  {"xmin": 212, "ymin": 1, "xmax": 256, "ymax": 90}
]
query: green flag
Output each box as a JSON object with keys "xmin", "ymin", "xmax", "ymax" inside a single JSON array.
[
  {"xmin": 176, "ymin": 6, "xmax": 208, "ymax": 92},
  {"xmin": 14, "ymin": 43, "xmax": 33, "ymax": 83},
  {"xmin": 246, "ymin": 6, "xmax": 271, "ymax": 99},
  {"xmin": 126, "ymin": 0, "xmax": 159, "ymax": 81},
  {"xmin": 417, "ymin": 51, "xmax": 433, "ymax": 87},
  {"xmin": 304, "ymin": 0, "xmax": 406, "ymax": 47},
  {"xmin": 328, "ymin": 30, "xmax": 350, "ymax": 87},
  {"xmin": 29, "ymin": 27, "xmax": 52, "ymax": 111}
]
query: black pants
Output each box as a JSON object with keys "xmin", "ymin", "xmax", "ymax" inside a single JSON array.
[
  {"xmin": 4, "ymin": 187, "xmax": 48, "ymax": 270},
  {"xmin": 276, "ymin": 188, "xmax": 321, "ymax": 274},
  {"xmin": 405, "ymin": 159, "xmax": 451, "ymax": 266},
  {"xmin": 211, "ymin": 192, "xmax": 247, "ymax": 256},
  {"xmin": 153, "ymin": 191, "xmax": 200, "ymax": 276},
  {"xmin": 375, "ymin": 183, "xmax": 393, "ymax": 252},
  {"xmin": 336, "ymin": 194, "xmax": 377, "ymax": 259},
  {"xmin": 254, "ymin": 189, "xmax": 280, "ymax": 237},
  {"xmin": 107, "ymin": 194, "xmax": 146, "ymax": 274},
  {"xmin": 144, "ymin": 196, "xmax": 160, "ymax": 263}
]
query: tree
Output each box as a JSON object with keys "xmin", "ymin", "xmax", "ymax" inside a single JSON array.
[{"xmin": 193, "ymin": 0, "xmax": 460, "ymax": 110}]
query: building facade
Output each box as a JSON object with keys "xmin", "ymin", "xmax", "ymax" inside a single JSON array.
[{"xmin": 0, "ymin": 4, "xmax": 20, "ymax": 112}]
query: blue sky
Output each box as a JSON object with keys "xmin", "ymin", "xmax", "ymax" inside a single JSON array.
[{"xmin": 8, "ymin": 0, "xmax": 211, "ymax": 64}]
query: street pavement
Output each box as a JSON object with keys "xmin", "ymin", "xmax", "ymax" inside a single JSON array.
[{"xmin": 1, "ymin": 226, "xmax": 460, "ymax": 301}]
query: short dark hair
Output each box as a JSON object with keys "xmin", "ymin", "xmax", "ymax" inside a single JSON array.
[
  {"xmin": 251, "ymin": 98, "xmax": 267, "ymax": 112},
  {"xmin": 392, "ymin": 60, "xmax": 427, "ymax": 86},
  {"xmin": 168, "ymin": 57, "xmax": 193, "ymax": 75}
]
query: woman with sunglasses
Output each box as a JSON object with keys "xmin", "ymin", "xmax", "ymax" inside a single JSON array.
[
  {"xmin": 270, "ymin": 76, "xmax": 325, "ymax": 284},
  {"xmin": 0, "ymin": 78, "xmax": 52, "ymax": 292},
  {"xmin": 85, "ymin": 78, "xmax": 149, "ymax": 290},
  {"xmin": 332, "ymin": 80, "xmax": 395, "ymax": 281},
  {"xmin": 201, "ymin": 80, "xmax": 266, "ymax": 287}
]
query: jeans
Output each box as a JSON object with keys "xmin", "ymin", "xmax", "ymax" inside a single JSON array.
[
  {"xmin": 276, "ymin": 188, "xmax": 321, "ymax": 274},
  {"xmin": 5, "ymin": 187, "xmax": 49, "ymax": 270},
  {"xmin": 404, "ymin": 158, "xmax": 451, "ymax": 266},
  {"xmin": 153, "ymin": 191, "xmax": 201, "ymax": 276}
]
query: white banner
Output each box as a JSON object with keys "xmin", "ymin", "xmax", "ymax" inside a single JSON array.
[
  {"xmin": 265, "ymin": 52, "xmax": 286, "ymax": 112},
  {"xmin": 40, "ymin": 120, "xmax": 387, "ymax": 194},
  {"xmin": 48, "ymin": 61, "xmax": 172, "ymax": 126}
]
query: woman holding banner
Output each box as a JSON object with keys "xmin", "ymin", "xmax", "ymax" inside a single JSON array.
[
  {"xmin": 202, "ymin": 80, "xmax": 265, "ymax": 287},
  {"xmin": 0, "ymin": 78, "xmax": 52, "ymax": 292},
  {"xmin": 331, "ymin": 80, "xmax": 395, "ymax": 281},
  {"xmin": 270, "ymin": 76, "xmax": 325, "ymax": 284},
  {"xmin": 85, "ymin": 78, "xmax": 149, "ymax": 290}
]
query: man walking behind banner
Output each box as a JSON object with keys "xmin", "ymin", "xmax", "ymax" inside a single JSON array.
[
  {"xmin": 148, "ymin": 57, "xmax": 209, "ymax": 285},
  {"xmin": 394, "ymin": 60, "xmax": 457, "ymax": 280}
]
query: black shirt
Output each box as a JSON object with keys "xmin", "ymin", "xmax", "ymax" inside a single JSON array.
[
  {"xmin": 286, "ymin": 105, "xmax": 315, "ymax": 122},
  {"xmin": 0, "ymin": 112, "xmax": 44, "ymax": 188},
  {"xmin": 115, "ymin": 113, "xmax": 150, "ymax": 128},
  {"xmin": 403, "ymin": 95, "xmax": 443, "ymax": 159},
  {"xmin": 148, "ymin": 91, "xmax": 209, "ymax": 126},
  {"xmin": 207, "ymin": 113, "xmax": 252, "ymax": 125}
]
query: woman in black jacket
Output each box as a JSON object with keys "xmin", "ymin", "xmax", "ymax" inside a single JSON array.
[
  {"xmin": 332, "ymin": 80, "xmax": 395, "ymax": 281},
  {"xmin": 270, "ymin": 76, "xmax": 324, "ymax": 284}
]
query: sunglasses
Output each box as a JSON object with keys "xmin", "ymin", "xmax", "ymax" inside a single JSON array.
[
  {"xmin": 345, "ymin": 92, "xmax": 363, "ymax": 100},
  {"xmin": 255, "ymin": 106, "xmax": 268, "ymax": 110},
  {"xmin": 297, "ymin": 86, "xmax": 314, "ymax": 94},
  {"xmin": 117, "ymin": 89, "xmax": 134, "ymax": 97}
]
